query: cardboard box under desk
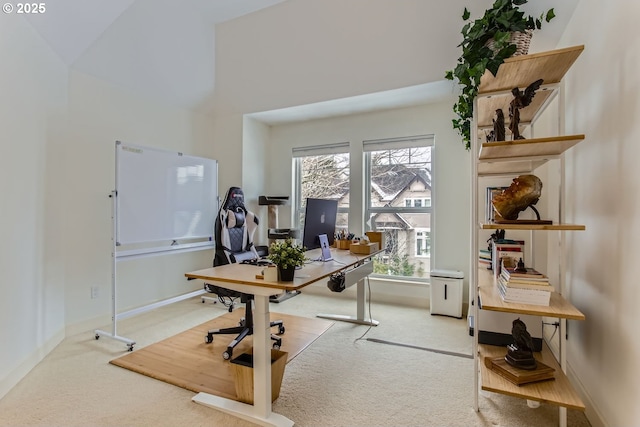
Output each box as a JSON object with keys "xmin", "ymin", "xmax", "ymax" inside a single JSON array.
[{"xmin": 350, "ymin": 242, "xmax": 379, "ymax": 254}]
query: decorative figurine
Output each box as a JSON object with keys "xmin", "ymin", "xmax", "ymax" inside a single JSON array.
[
  {"xmin": 485, "ymin": 130, "xmax": 494, "ymax": 142},
  {"xmin": 486, "ymin": 109, "xmax": 505, "ymax": 142},
  {"xmin": 509, "ymin": 79, "xmax": 543, "ymax": 140},
  {"xmin": 505, "ymin": 318, "xmax": 537, "ymax": 370},
  {"xmin": 493, "ymin": 108, "xmax": 506, "ymax": 141},
  {"xmin": 514, "ymin": 257, "xmax": 527, "ymax": 273}
]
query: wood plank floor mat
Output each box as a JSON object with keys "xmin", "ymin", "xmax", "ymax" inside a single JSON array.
[{"xmin": 110, "ymin": 309, "xmax": 333, "ymax": 401}]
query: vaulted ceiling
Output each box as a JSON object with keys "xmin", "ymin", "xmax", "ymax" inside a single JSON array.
[
  {"xmin": 24, "ymin": 0, "xmax": 286, "ymax": 109},
  {"xmin": 22, "ymin": 0, "xmax": 579, "ymax": 122}
]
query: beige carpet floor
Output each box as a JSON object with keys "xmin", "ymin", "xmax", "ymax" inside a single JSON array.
[{"xmin": 0, "ymin": 289, "xmax": 592, "ymax": 427}]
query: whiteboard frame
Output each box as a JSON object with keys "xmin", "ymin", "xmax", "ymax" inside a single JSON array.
[{"xmin": 115, "ymin": 141, "xmax": 218, "ymax": 246}]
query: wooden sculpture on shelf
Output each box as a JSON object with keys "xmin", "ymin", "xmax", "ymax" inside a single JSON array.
[
  {"xmin": 486, "ymin": 109, "xmax": 506, "ymax": 142},
  {"xmin": 493, "ymin": 108, "xmax": 506, "ymax": 141},
  {"xmin": 509, "ymin": 78, "xmax": 543, "ymax": 140},
  {"xmin": 505, "ymin": 318, "xmax": 537, "ymax": 370},
  {"xmin": 491, "ymin": 174, "xmax": 542, "ymax": 221}
]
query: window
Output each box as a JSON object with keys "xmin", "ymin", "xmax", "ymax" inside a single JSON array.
[
  {"xmin": 404, "ymin": 197, "xmax": 431, "ymax": 208},
  {"xmin": 292, "ymin": 143, "xmax": 350, "ymax": 235},
  {"xmin": 364, "ymin": 135, "xmax": 433, "ymax": 280},
  {"xmin": 415, "ymin": 229, "xmax": 431, "ymax": 257}
]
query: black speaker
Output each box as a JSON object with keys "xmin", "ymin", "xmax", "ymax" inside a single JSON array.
[{"xmin": 327, "ymin": 271, "xmax": 346, "ymax": 292}]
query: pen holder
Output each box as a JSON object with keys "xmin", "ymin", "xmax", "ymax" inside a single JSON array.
[{"xmin": 335, "ymin": 240, "xmax": 351, "ymax": 250}]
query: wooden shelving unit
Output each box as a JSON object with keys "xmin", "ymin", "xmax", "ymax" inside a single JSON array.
[
  {"xmin": 478, "ymin": 268, "xmax": 585, "ymax": 320},
  {"xmin": 479, "ymin": 343, "xmax": 585, "ymax": 410},
  {"xmin": 481, "ymin": 223, "xmax": 585, "ymax": 231},
  {"xmin": 470, "ymin": 45, "xmax": 586, "ymax": 425}
]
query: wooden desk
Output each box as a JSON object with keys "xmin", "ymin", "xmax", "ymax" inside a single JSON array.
[{"xmin": 185, "ymin": 247, "xmax": 378, "ymax": 427}]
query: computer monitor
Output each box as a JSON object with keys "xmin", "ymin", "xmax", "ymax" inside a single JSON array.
[{"xmin": 302, "ymin": 198, "xmax": 338, "ymax": 251}]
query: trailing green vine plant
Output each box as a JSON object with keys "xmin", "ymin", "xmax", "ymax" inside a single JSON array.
[{"xmin": 445, "ymin": 0, "xmax": 555, "ymax": 150}]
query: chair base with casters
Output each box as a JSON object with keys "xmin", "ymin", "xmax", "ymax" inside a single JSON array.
[{"xmin": 204, "ymin": 284, "xmax": 285, "ymax": 360}]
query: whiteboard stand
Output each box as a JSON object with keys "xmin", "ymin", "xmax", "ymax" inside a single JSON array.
[
  {"xmin": 94, "ymin": 142, "xmax": 218, "ymax": 351},
  {"xmin": 94, "ymin": 190, "xmax": 136, "ymax": 351}
]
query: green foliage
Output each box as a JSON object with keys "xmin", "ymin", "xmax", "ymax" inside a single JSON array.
[
  {"xmin": 445, "ymin": 0, "xmax": 555, "ymax": 149},
  {"xmin": 373, "ymin": 254, "xmax": 416, "ymax": 277},
  {"xmin": 267, "ymin": 238, "xmax": 307, "ymax": 270}
]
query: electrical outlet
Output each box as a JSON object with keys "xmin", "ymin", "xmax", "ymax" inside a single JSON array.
[{"xmin": 91, "ymin": 286, "xmax": 100, "ymax": 299}]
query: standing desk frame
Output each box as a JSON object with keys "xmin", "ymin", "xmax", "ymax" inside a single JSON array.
[{"xmin": 185, "ymin": 247, "xmax": 380, "ymax": 427}]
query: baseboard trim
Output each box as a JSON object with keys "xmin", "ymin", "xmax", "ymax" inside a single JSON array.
[{"xmin": 567, "ymin": 362, "xmax": 605, "ymax": 427}]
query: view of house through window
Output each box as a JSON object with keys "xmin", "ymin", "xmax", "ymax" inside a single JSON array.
[
  {"xmin": 293, "ymin": 136, "xmax": 432, "ymax": 281},
  {"xmin": 293, "ymin": 143, "xmax": 350, "ymax": 237},
  {"xmin": 365, "ymin": 136, "xmax": 433, "ymax": 280}
]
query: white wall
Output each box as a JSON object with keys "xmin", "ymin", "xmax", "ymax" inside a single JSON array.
[
  {"xmin": 557, "ymin": 1, "xmax": 640, "ymax": 425},
  {"xmin": 263, "ymin": 102, "xmax": 470, "ymax": 306},
  {"xmin": 242, "ymin": 116, "xmax": 270, "ymax": 239},
  {"xmin": 0, "ymin": 15, "xmax": 219, "ymax": 398},
  {"xmin": 64, "ymin": 71, "xmax": 216, "ymax": 330},
  {"xmin": 211, "ymin": 0, "xmax": 472, "ymax": 305},
  {"xmin": 212, "ymin": 0, "xmax": 460, "ymax": 117},
  {"xmin": 0, "ymin": 15, "xmax": 68, "ymax": 397}
]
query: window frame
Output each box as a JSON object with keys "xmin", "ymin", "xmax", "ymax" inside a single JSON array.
[
  {"xmin": 292, "ymin": 143, "xmax": 351, "ymax": 233},
  {"xmin": 363, "ymin": 134, "xmax": 434, "ymax": 282}
]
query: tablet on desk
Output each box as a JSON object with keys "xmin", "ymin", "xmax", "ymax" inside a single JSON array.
[{"xmin": 318, "ymin": 234, "xmax": 333, "ymax": 261}]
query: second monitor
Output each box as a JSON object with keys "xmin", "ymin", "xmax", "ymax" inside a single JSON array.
[{"xmin": 302, "ymin": 198, "xmax": 338, "ymax": 252}]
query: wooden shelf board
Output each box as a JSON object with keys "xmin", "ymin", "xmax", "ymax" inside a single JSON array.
[
  {"xmin": 478, "ymin": 45, "xmax": 584, "ymax": 95},
  {"xmin": 480, "ymin": 223, "xmax": 585, "ymax": 231},
  {"xmin": 478, "ymin": 159, "xmax": 548, "ymax": 176},
  {"xmin": 479, "ymin": 342, "xmax": 585, "ymax": 410},
  {"xmin": 479, "ymin": 135, "xmax": 585, "ymax": 161},
  {"xmin": 477, "ymin": 269, "xmax": 585, "ymax": 320}
]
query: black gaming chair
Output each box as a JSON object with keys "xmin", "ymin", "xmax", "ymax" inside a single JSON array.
[{"xmin": 203, "ymin": 186, "xmax": 285, "ymax": 360}]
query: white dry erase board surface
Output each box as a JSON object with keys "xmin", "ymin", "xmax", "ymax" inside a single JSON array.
[{"xmin": 115, "ymin": 141, "xmax": 218, "ymax": 245}]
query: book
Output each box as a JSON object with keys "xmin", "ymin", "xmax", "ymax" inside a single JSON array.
[
  {"xmin": 486, "ymin": 186, "xmax": 508, "ymax": 222},
  {"xmin": 492, "ymin": 249, "xmax": 524, "ymax": 278},
  {"xmin": 496, "ymin": 278, "xmax": 551, "ymax": 306},
  {"xmin": 485, "ymin": 356, "xmax": 555, "ymax": 386},
  {"xmin": 500, "ymin": 270, "xmax": 551, "ymax": 290},
  {"xmin": 502, "ymin": 266, "xmax": 546, "ymax": 279},
  {"xmin": 491, "ymin": 240, "xmax": 525, "ymax": 275},
  {"xmin": 500, "ymin": 278, "xmax": 552, "ymax": 291},
  {"xmin": 479, "ymin": 249, "xmax": 492, "ymax": 268}
]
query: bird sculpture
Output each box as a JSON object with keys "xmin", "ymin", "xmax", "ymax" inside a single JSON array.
[
  {"xmin": 509, "ymin": 79, "xmax": 544, "ymax": 140},
  {"xmin": 511, "ymin": 318, "xmax": 535, "ymax": 352},
  {"xmin": 505, "ymin": 318, "xmax": 538, "ymax": 370}
]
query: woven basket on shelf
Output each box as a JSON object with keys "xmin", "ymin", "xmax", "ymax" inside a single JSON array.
[{"xmin": 485, "ymin": 30, "xmax": 533, "ymax": 56}]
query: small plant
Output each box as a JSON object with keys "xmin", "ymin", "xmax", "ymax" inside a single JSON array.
[
  {"xmin": 267, "ymin": 238, "xmax": 307, "ymax": 270},
  {"xmin": 445, "ymin": 0, "xmax": 555, "ymax": 149}
]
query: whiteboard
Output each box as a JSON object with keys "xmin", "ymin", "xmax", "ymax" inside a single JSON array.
[{"xmin": 115, "ymin": 141, "xmax": 218, "ymax": 245}]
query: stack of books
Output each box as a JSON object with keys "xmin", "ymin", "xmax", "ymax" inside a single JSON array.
[
  {"xmin": 497, "ymin": 265, "xmax": 552, "ymax": 306},
  {"xmin": 479, "ymin": 249, "xmax": 491, "ymax": 269},
  {"xmin": 491, "ymin": 239, "xmax": 525, "ymax": 277}
]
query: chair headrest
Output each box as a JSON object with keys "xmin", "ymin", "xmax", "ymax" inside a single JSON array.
[{"xmin": 226, "ymin": 207, "xmax": 245, "ymax": 229}]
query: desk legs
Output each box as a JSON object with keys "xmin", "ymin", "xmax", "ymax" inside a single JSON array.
[
  {"xmin": 192, "ymin": 294, "xmax": 294, "ymax": 427},
  {"xmin": 317, "ymin": 279, "xmax": 379, "ymax": 326}
]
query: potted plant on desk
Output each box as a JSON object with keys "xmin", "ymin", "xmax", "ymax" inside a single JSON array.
[{"xmin": 267, "ymin": 238, "xmax": 307, "ymax": 282}]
